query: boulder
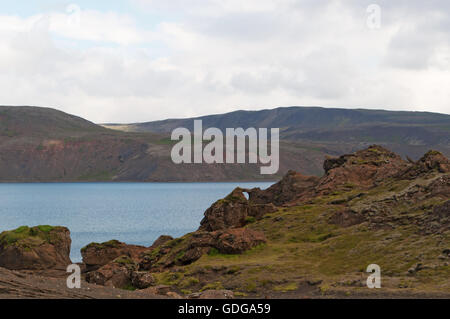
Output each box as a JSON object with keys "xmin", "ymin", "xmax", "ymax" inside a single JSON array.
[
  {"xmin": 212, "ymin": 228, "xmax": 266, "ymax": 254},
  {"xmin": 316, "ymin": 145, "xmax": 409, "ymax": 193},
  {"xmin": 85, "ymin": 255, "xmax": 137, "ymax": 289},
  {"xmin": 248, "ymin": 170, "xmax": 319, "ymax": 206},
  {"xmin": 187, "ymin": 228, "xmax": 266, "ymax": 256},
  {"xmin": 151, "ymin": 235, "xmax": 174, "ymax": 248},
  {"xmin": 81, "ymin": 240, "xmax": 147, "ymax": 271},
  {"xmin": 199, "ymin": 188, "xmax": 277, "ymax": 231},
  {"xmin": 0, "ymin": 225, "xmax": 71, "ymax": 270},
  {"xmin": 139, "ymin": 228, "xmax": 266, "ymax": 271},
  {"xmin": 402, "ymin": 150, "xmax": 450, "ymax": 179},
  {"xmin": 131, "ymin": 271, "xmax": 155, "ymax": 289}
]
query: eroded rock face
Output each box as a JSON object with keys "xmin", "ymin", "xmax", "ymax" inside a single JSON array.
[
  {"xmin": 401, "ymin": 150, "xmax": 450, "ymax": 179},
  {"xmin": 85, "ymin": 255, "xmax": 137, "ymax": 289},
  {"xmin": 248, "ymin": 170, "xmax": 319, "ymax": 206},
  {"xmin": 81, "ymin": 240, "xmax": 147, "ymax": 271},
  {"xmin": 138, "ymin": 228, "xmax": 266, "ymax": 271},
  {"xmin": 199, "ymin": 188, "xmax": 277, "ymax": 231},
  {"xmin": 151, "ymin": 235, "xmax": 174, "ymax": 248},
  {"xmin": 0, "ymin": 226, "xmax": 71, "ymax": 270},
  {"xmin": 213, "ymin": 228, "xmax": 266, "ymax": 254},
  {"xmin": 316, "ymin": 145, "xmax": 409, "ymax": 193}
]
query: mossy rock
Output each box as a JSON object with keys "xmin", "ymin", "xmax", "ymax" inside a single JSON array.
[
  {"xmin": 0, "ymin": 225, "xmax": 62, "ymax": 248},
  {"xmin": 81, "ymin": 239, "xmax": 121, "ymax": 252}
]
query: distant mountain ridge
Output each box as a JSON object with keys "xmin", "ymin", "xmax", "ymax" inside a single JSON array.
[
  {"xmin": 104, "ymin": 106, "xmax": 450, "ymax": 159},
  {"xmin": 104, "ymin": 106, "xmax": 450, "ymax": 134},
  {"xmin": 1, "ymin": 105, "xmax": 449, "ymax": 182}
]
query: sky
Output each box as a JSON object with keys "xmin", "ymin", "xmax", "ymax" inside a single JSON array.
[{"xmin": 0, "ymin": 0, "xmax": 449, "ymax": 123}]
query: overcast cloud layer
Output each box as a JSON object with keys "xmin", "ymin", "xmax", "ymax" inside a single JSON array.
[{"xmin": 0, "ymin": 0, "xmax": 448, "ymax": 123}]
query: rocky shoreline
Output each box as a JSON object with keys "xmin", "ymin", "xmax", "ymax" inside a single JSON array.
[{"xmin": 1, "ymin": 145, "xmax": 449, "ymax": 299}]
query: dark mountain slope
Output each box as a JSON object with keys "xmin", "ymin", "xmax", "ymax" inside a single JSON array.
[
  {"xmin": 0, "ymin": 106, "xmax": 329, "ymax": 181},
  {"xmin": 108, "ymin": 106, "xmax": 450, "ymax": 134},
  {"xmin": 1, "ymin": 105, "xmax": 449, "ymax": 182},
  {"xmin": 105, "ymin": 106, "xmax": 450, "ymax": 160}
]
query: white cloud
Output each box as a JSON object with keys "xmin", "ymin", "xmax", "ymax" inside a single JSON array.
[{"xmin": 0, "ymin": 0, "xmax": 448, "ymax": 123}]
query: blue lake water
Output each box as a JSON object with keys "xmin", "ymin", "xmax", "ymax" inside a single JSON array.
[{"xmin": 0, "ymin": 182, "xmax": 273, "ymax": 262}]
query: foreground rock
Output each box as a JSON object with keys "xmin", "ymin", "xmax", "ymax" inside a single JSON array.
[
  {"xmin": 316, "ymin": 145, "xmax": 410, "ymax": 193},
  {"xmin": 139, "ymin": 228, "xmax": 266, "ymax": 271},
  {"xmin": 85, "ymin": 255, "xmax": 137, "ymax": 289},
  {"xmin": 248, "ymin": 170, "xmax": 319, "ymax": 206},
  {"xmin": 0, "ymin": 266, "xmax": 165, "ymax": 299},
  {"xmin": 81, "ymin": 240, "xmax": 147, "ymax": 271},
  {"xmin": 199, "ymin": 188, "xmax": 277, "ymax": 231},
  {"xmin": 0, "ymin": 226, "xmax": 71, "ymax": 270}
]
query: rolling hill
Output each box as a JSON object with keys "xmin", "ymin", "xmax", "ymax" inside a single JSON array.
[
  {"xmin": 0, "ymin": 105, "xmax": 449, "ymax": 182},
  {"xmin": 104, "ymin": 106, "xmax": 450, "ymax": 160}
]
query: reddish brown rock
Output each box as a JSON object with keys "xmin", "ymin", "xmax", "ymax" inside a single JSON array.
[
  {"xmin": 151, "ymin": 235, "xmax": 174, "ymax": 248},
  {"xmin": 188, "ymin": 228, "xmax": 266, "ymax": 255},
  {"xmin": 199, "ymin": 188, "xmax": 277, "ymax": 231},
  {"xmin": 316, "ymin": 145, "xmax": 409, "ymax": 193},
  {"xmin": 81, "ymin": 240, "xmax": 147, "ymax": 271},
  {"xmin": 0, "ymin": 226, "xmax": 71, "ymax": 271},
  {"xmin": 131, "ymin": 271, "xmax": 155, "ymax": 289},
  {"xmin": 139, "ymin": 228, "xmax": 267, "ymax": 271},
  {"xmin": 248, "ymin": 170, "xmax": 319, "ymax": 206},
  {"xmin": 85, "ymin": 255, "xmax": 137, "ymax": 289},
  {"xmin": 213, "ymin": 228, "xmax": 266, "ymax": 254},
  {"xmin": 401, "ymin": 150, "xmax": 450, "ymax": 179}
]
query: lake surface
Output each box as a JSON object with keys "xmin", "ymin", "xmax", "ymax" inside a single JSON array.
[{"xmin": 0, "ymin": 182, "xmax": 273, "ymax": 262}]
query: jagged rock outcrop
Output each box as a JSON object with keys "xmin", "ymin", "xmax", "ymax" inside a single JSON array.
[
  {"xmin": 139, "ymin": 228, "xmax": 266, "ymax": 271},
  {"xmin": 188, "ymin": 228, "xmax": 266, "ymax": 255},
  {"xmin": 317, "ymin": 145, "xmax": 410, "ymax": 193},
  {"xmin": 248, "ymin": 170, "xmax": 319, "ymax": 206},
  {"xmin": 0, "ymin": 226, "xmax": 71, "ymax": 270},
  {"xmin": 85, "ymin": 255, "xmax": 138, "ymax": 289},
  {"xmin": 81, "ymin": 240, "xmax": 147, "ymax": 271},
  {"xmin": 151, "ymin": 235, "xmax": 174, "ymax": 248},
  {"xmin": 401, "ymin": 150, "xmax": 450, "ymax": 179},
  {"xmin": 199, "ymin": 188, "xmax": 277, "ymax": 231}
]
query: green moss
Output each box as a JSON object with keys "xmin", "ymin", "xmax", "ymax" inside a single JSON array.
[
  {"xmin": 208, "ymin": 248, "xmax": 220, "ymax": 256},
  {"xmin": 165, "ymin": 237, "xmax": 185, "ymax": 248},
  {"xmin": 273, "ymin": 282, "xmax": 298, "ymax": 292},
  {"xmin": 154, "ymin": 271, "xmax": 184, "ymax": 286},
  {"xmin": 37, "ymin": 225, "xmax": 55, "ymax": 233},
  {"xmin": 200, "ymin": 281, "xmax": 224, "ymax": 291},
  {"xmin": 122, "ymin": 283, "xmax": 137, "ymax": 291},
  {"xmin": 179, "ymin": 276, "xmax": 200, "ymax": 288},
  {"xmin": 245, "ymin": 216, "xmax": 256, "ymax": 224},
  {"xmin": 81, "ymin": 239, "xmax": 121, "ymax": 252},
  {"xmin": 0, "ymin": 225, "xmax": 61, "ymax": 248},
  {"xmin": 114, "ymin": 255, "xmax": 134, "ymax": 265}
]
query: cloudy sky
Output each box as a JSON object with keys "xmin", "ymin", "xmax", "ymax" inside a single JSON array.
[{"xmin": 0, "ymin": 0, "xmax": 448, "ymax": 123}]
